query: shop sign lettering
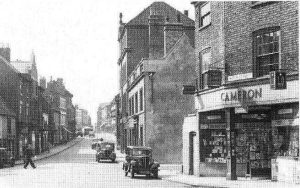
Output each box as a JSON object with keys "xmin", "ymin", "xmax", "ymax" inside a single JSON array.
[{"xmin": 221, "ymin": 88, "xmax": 262, "ymax": 102}]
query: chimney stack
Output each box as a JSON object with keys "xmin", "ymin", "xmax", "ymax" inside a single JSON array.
[
  {"xmin": 184, "ymin": 10, "xmax": 189, "ymax": 17},
  {"xmin": 148, "ymin": 6, "xmax": 165, "ymax": 59},
  {"xmin": 119, "ymin": 12, "xmax": 123, "ymax": 24},
  {"xmin": 39, "ymin": 77, "xmax": 47, "ymax": 89}
]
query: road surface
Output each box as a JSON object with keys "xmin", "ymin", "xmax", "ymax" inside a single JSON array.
[{"xmin": 0, "ymin": 137, "xmax": 190, "ymax": 188}]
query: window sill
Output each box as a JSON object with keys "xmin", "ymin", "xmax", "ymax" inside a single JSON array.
[{"xmin": 198, "ymin": 23, "xmax": 211, "ymax": 31}]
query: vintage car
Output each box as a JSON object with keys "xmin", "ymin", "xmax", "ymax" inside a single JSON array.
[
  {"xmin": 123, "ymin": 146, "xmax": 159, "ymax": 179},
  {"xmin": 96, "ymin": 142, "xmax": 116, "ymax": 163},
  {"xmin": 0, "ymin": 148, "xmax": 15, "ymax": 168},
  {"xmin": 91, "ymin": 138, "xmax": 103, "ymax": 150}
]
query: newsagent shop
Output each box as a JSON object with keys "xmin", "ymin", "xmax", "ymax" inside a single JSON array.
[{"xmin": 182, "ymin": 76, "xmax": 299, "ymax": 183}]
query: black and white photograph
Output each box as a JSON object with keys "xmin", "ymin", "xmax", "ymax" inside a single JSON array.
[{"xmin": 0, "ymin": 1, "xmax": 299, "ymax": 187}]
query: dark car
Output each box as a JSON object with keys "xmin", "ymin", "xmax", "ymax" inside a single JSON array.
[
  {"xmin": 0, "ymin": 148, "xmax": 15, "ymax": 168},
  {"xmin": 91, "ymin": 138, "xmax": 103, "ymax": 150},
  {"xmin": 123, "ymin": 146, "xmax": 159, "ymax": 179},
  {"xmin": 96, "ymin": 142, "xmax": 116, "ymax": 163}
]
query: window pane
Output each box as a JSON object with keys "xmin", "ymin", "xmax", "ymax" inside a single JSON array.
[
  {"xmin": 274, "ymin": 42, "xmax": 279, "ymax": 52},
  {"xmin": 263, "ymin": 33, "xmax": 269, "ymax": 43},
  {"xmin": 201, "ymin": 50, "xmax": 211, "ymax": 73},
  {"xmin": 262, "ymin": 44, "xmax": 269, "ymax": 54},
  {"xmin": 202, "ymin": 15, "xmax": 211, "ymax": 27},
  {"xmin": 201, "ymin": 2, "xmax": 210, "ymax": 16},
  {"xmin": 258, "ymin": 45, "xmax": 263, "ymax": 55},
  {"xmin": 269, "ymin": 32, "xmax": 274, "ymax": 42},
  {"xmin": 274, "ymin": 31, "xmax": 280, "ymax": 41},
  {"xmin": 268, "ymin": 43, "xmax": 273, "ymax": 53},
  {"xmin": 257, "ymin": 36, "xmax": 262, "ymax": 44}
]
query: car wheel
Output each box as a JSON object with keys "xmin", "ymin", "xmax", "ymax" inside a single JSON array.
[
  {"xmin": 111, "ymin": 159, "xmax": 115, "ymax": 163},
  {"xmin": 10, "ymin": 159, "xmax": 15, "ymax": 167},
  {"xmin": 146, "ymin": 174, "xmax": 150, "ymax": 179},
  {"xmin": 130, "ymin": 168, "xmax": 135, "ymax": 178}
]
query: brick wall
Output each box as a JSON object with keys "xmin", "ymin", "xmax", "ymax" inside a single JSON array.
[
  {"xmin": 146, "ymin": 35, "xmax": 196, "ymax": 163},
  {"xmin": 224, "ymin": 1, "xmax": 298, "ymax": 77},
  {"xmin": 194, "ymin": 2, "xmax": 225, "ymax": 79}
]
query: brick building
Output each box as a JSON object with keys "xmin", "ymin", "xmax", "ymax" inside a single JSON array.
[
  {"xmin": 182, "ymin": 1, "xmax": 298, "ymax": 183},
  {"xmin": 45, "ymin": 78, "xmax": 76, "ymax": 144},
  {"xmin": 0, "ymin": 96, "xmax": 16, "ymax": 158},
  {"xmin": 117, "ymin": 1, "xmax": 195, "ymax": 163}
]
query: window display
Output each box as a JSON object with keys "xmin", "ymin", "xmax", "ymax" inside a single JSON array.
[
  {"xmin": 236, "ymin": 122, "xmax": 272, "ymax": 170},
  {"xmin": 273, "ymin": 126, "xmax": 299, "ymax": 157},
  {"xmin": 202, "ymin": 129, "xmax": 227, "ymax": 163}
]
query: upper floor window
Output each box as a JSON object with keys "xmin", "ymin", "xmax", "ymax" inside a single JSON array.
[
  {"xmin": 254, "ymin": 27, "xmax": 280, "ymax": 77},
  {"xmin": 199, "ymin": 2, "xmax": 211, "ymax": 28},
  {"xmin": 135, "ymin": 92, "xmax": 138, "ymax": 114},
  {"xmin": 200, "ymin": 48, "xmax": 212, "ymax": 73},
  {"xmin": 139, "ymin": 88, "xmax": 143, "ymax": 111}
]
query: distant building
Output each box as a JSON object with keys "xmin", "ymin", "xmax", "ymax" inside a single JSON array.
[
  {"xmin": 75, "ymin": 106, "xmax": 90, "ymax": 131},
  {"xmin": 11, "ymin": 51, "xmax": 38, "ymax": 82}
]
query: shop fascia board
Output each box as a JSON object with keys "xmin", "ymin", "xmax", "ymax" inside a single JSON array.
[{"xmin": 195, "ymin": 79, "xmax": 299, "ymax": 112}]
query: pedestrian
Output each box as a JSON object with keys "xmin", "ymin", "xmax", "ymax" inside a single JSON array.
[
  {"xmin": 47, "ymin": 141, "xmax": 51, "ymax": 153},
  {"xmin": 23, "ymin": 144, "xmax": 36, "ymax": 169}
]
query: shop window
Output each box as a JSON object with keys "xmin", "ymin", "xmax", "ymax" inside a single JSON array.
[
  {"xmin": 253, "ymin": 27, "xmax": 280, "ymax": 77},
  {"xmin": 199, "ymin": 2, "xmax": 211, "ymax": 28},
  {"xmin": 273, "ymin": 126, "xmax": 299, "ymax": 157}
]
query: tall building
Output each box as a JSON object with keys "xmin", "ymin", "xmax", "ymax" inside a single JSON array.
[
  {"xmin": 75, "ymin": 106, "xmax": 91, "ymax": 131},
  {"xmin": 117, "ymin": 1, "xmax": 195, "ymax": 163},
  {"xmin": 11, "ymin": 51, "xmax": 38, "ymax": 82},
  {"xmin": 182, "ymin": 1, "xmax": 299, "ymax": 183}
]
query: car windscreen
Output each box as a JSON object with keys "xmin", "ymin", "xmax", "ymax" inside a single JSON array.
[
  {"xmin": 132, "ymin": 149, "xmax": 150, "ymax": 156},
  {"xmin": 100, "ymin": 143, "xmax": 114, "ymax": 150}
]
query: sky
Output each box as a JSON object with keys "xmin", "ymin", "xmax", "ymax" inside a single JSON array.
[{"xmin": 0, "ymin": 0, "xmax": 195, "ymax": 124}]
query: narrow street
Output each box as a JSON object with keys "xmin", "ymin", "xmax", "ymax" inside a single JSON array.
[{"xmin": 0, "ymin": 138, "xmax": 190, "ymax": 188}]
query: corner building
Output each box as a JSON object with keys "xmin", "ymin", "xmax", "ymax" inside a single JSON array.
[{"xmin": 183, "ymin": 1, "xmax": 299, "ymax": 183}]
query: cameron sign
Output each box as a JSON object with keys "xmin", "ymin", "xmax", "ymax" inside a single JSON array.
[{"xmin": 221, "ymin": 88, "xmax": 262, "ymax": 102}]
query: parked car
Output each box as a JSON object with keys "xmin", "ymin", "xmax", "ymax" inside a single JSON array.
[
  {"xmin": 0, "ymin": 148, "xmax": 15, "ymax": 168},
  {"xmin": 96, "ymin": 142, "xmax": 116, "ymax": 163},
  {"xmin": 91, "ymin": 138, "xmax": 103, "ymax": 150},
  {"xmin": 123, "ymin": 146, "xmax": 159, "ymax": 179}
]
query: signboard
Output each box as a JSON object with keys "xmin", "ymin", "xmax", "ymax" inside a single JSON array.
[
  {"xmin": 271, "ymin": 119, "xmax": 299, "ymax": 127},
  {"xmin": 195, "ymin": 79, "xmax": 298, "ymax": 112},
  {"xmin": 228, "ymin": 73, "xmax": 253, "ymax": 82},
  {"xmin": 182, "ymin": 85, "xmax": 195, "ymax": 95},
  {"xmin": 235, "ymin": 107, "xmax": 248, "ymax": 114},
  {"xmin": 270, "ymin": 71, "xmax": 287, "ymax": 90}
]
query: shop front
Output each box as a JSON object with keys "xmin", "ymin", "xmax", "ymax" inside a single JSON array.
[{"xmin": 194, "ymin": 78, "xmax": 299, "ymax": 181}]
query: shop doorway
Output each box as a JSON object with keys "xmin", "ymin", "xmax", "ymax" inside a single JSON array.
[{"xmin": 189, "ymin": 131, "xmax": 196, "ymax": 175}]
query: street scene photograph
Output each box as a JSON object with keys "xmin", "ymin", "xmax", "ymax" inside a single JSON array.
[{"xmin": 0, "ymin": 0, "xmax": 299, "ymax": 188}]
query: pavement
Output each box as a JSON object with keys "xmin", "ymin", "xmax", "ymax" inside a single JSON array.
[
  {"xmin": 15, "ymin": 137, "xmax": 84, "ymax": 165},
  {"xmin": 116, "ymin": 150, "xmax": 300, "ymax": 188}
]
